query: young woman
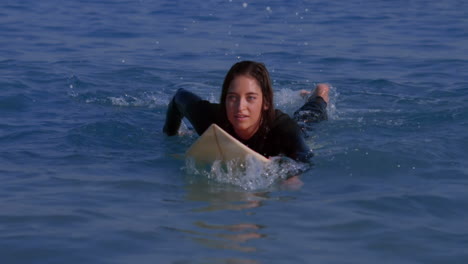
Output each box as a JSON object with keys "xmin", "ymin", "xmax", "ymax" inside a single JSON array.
[{"xmin": 163, "ymin": 61, "xmax": 329, "ymax": 163}]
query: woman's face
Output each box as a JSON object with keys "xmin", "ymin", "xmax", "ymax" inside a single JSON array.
[{"xmin": 225, "ymin": 75, "xmax": 266, "ymax": 140}]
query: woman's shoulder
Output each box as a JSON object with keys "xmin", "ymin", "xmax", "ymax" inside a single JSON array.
[
  {"xmin": 272, "ymin": 109, "xmax": 297, "ymax": 128},
  {"xmin": 269, "ymin": 109, "xmax": 302, "ymax": 136},
  {"xmin": 269, "ymin": 110, "xmax": 311, "ymax": 162}
]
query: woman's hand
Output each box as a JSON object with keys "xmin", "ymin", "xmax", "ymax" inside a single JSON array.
[
  {"xmin": 281, "ymin": 175, "xmax": 304, "ymax": 190},
  {"xmin": 299, "ymin": 83, "xmax": 330, "ymax": 104},
  {"xmin": 299, "ymin": 89, "xmax": 311, "ymax": 98}
]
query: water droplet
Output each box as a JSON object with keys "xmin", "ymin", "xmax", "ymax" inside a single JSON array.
[{"xmin": 242, "ymin": 2, "xmax": 248, "ymax": 8}]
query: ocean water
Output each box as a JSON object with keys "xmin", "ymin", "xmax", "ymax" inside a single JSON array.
[{"xmin": 1, "ymin": 0, "xmax": 467, "ymax": 263}]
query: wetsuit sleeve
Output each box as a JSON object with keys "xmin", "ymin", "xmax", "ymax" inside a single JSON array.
[
  {"xmin": 281, "ymin": 123, "xmax": 314, "ymax": 163},
  {"xmin": 163, "ymin": 88, "xmax": 218, "ymax": 136},
  {"xmin": 293, "ymin": 96, "xmax": 328, "ymax": 123},
  {"xmin": 270, "ymin": 113, "xmax": 314, "ymax": 163},
  {"xmin": 293, "ymin": 134, "xmax": 314, "ymax": 162}
]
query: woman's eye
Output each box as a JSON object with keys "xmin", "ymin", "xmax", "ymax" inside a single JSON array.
[
  {"xmin": 227, "ymin": 95, "xmax": 238, "ymax": 101},
  {"xmin": 247, "ymin": 96, "xmax": 256, "ymax": 101}
]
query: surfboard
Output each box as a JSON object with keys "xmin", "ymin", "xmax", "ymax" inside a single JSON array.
[{"xmin": 186, "ymin": 124, "xmax": 270, "ymax": 164}]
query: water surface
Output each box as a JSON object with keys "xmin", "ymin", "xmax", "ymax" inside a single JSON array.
[{"xmin": 1, "ymin": 0, "xmax": 467, "ymax": 263}]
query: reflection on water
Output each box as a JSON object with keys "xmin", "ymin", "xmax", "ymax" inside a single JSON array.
[
  {"xmin": 199, "ymin": 258, "xmax": 260, "ymax": 264},
  {"xmin": 178, "ymin": 180, "xmax": 271, "ymax": 261},
  {"xmin": 192, "ymin": 221, "xmax": 264, "ymax": 253}
]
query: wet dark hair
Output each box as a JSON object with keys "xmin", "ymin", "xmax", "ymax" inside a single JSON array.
[{"xmin": 220, "ymin": 61, "xmax": 275, "ymax": 139}]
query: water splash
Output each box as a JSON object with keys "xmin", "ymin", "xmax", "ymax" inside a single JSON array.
[
  {"xmin": 327, "ymin": 84, "xmax": 339, "ymax": 120},
  {"xmin": 70, "ymin": 90, "xmax": 170, "ymax": 108},
  {"xmin": 185, "ymin": 156, "xmax": 309, "ymax": 191},
  {"xmin": 275, "ymin": 88, "xmax": 304, "ymax": 110},
  {"xmin": 274, "ymin": 85, "xmax": 339, "ymax": 120},
  {"xmin": 107, "ymin": 92, "xmax": 169, "ymax": 108}
]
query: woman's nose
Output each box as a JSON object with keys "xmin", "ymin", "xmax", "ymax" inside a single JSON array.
[{"xmin": 238, "ymin": 98, "xmax": 247, "ymax": 110}]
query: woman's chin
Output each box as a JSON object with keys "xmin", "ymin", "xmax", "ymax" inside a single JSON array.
[{"xmin": 232, "ymin": 127, "xmax": 257, "ymax": 140}]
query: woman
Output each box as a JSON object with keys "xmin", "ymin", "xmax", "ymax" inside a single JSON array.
[{"xmin": 163, "ymin": 61, "xmax": 329, "ymax": 163}]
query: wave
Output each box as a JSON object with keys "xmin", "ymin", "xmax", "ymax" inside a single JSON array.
[
  {"xmin": 66, "ymin": 69, "xmax": 172, "ymax": 108},
  {"xmin": 70, "ymin": 89, "xmax": 170, "ymax": 108}
]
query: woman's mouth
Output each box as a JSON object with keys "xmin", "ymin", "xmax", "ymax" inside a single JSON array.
[{"xmin": 234, "ymin": 114, "xmax": 249, "ymax": 120}]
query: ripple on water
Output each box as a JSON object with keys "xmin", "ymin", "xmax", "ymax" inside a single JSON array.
[
  {"xmin": 67, "ymin": 120, "xmax": 154, "ymax": 150},
  {"xmin": 0, "ymin": 94, "xmax": 33, "ymax": 112}
]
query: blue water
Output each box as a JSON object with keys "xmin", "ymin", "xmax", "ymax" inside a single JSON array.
[{"xmin": 1, "ymin": 0, "xmax": 467, "ymax": 263}]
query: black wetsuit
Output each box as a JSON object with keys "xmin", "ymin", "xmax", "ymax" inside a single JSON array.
[{"xmin": 163, "ymin": 88, "xmax": 327, "ymax": 162}]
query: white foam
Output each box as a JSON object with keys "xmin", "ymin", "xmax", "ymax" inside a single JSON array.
[
  {"xmin": 274, "ymin": 88, "xmax": 305, "ymax": 115},
  {"xmin": 326, "ymin": 85, "xmax": 338, "ymax": 118},
  {"xmin": 274, "ymin": 84, "xmax": 339, "ymax": 117},
  {"xmin": 109, "ymin": 96, "xmax": 131, "ymax": 106},
  {"xmin": 185, "ymin": 156, "xmax": 309, "ymax": 191},
  {"xmin": 107, "ymin": 92, "xmax": 170, "ymax": 108}
]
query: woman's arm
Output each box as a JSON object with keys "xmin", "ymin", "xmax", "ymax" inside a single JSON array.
[
  {"xmin": 299, "ymin": 83, "xmax": 330, "ymax": 104},
  {"xmin": 163, "ymin": 88, "xmax": 217, "ymax": 136}
]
